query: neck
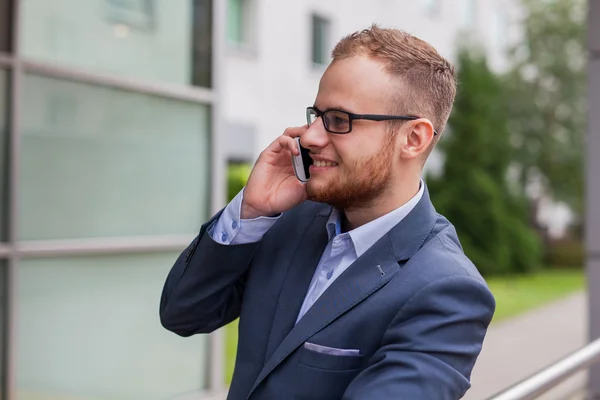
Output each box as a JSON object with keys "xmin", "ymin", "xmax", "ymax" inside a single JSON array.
[{"xmin": 341, "ymin": 174, "xmax": 421, "ymax": 232}]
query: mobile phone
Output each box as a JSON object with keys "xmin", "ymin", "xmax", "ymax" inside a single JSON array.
[{"xmin": 291, "ymin": 137, "xmax": 312, "ymax": 182}]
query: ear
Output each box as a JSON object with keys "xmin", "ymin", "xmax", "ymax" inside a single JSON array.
[{"xmin": 400, "ymin": 119, "xmax": 436, "ymax": 160}]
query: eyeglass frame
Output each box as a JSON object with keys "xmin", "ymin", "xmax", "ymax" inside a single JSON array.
[{"xmin": 306, "ymin": 106, "xmax": 438, "ymax": 135}]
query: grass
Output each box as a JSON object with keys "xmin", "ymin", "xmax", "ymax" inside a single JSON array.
[
  {"xmin": 224, "ymin": 319, "xmax": 239, "ymax": 384},
  {"xmin": 486, "ymin": 269, "xmax": 585, "ymax": 323},
  {"xmin": 223, "ymin": 268, "xmax": 585, "ymax": 384}
]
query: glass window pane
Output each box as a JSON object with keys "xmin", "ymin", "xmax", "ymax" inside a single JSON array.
[
  {"xmin": 17, "ymin": 253, "xmax": 207, "ymax": 399},
  {"xmin": 0, "ymin": 260, "xmax": 6, "ymax": 396},
  {"xmin": 0, "ymin": 70, "xmax": 7, "ymax": 241},
  {"xmin": 0, "ymin": 0, "xmax": 11, "ymax": 52},
  {"xmin": 421, "ymin": 0, "xmax": 441, "ymax": 17},
  {"xmin": 192, "ymin": 0, "xmax": 213, "ymax": 87},
  {"xmin": 312, "ymin": 16, "xmax": 329, "ymax": 65},
  {"xmin": 227, "ymin": 0, "xmax": 243, "ymax": 43},
  {"xmin": 491, "ymin": 9, "xmax": 508, "ymax": 49},
  {"xmin": 20, "ymin": 74, "xmax": 210, "ymax": 241},
  {"xmin": 20, "ymin": 0, "xmax": 212, "ymax": 87},
  {"xmin": 461, "ymin": 0, "xmax": 478, "ymax": 29}
]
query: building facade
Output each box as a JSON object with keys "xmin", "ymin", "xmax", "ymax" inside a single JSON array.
[
  {"xmin": 221, "ymin": 0, "xmax": 521, "ymax": 170},
  {"xmin": 0, "ymin": 1, "xmax": 226, "ymax": 399},
  {"xmin": 0, "ymin": 1, "xmax": 525, "ymax": 399}
]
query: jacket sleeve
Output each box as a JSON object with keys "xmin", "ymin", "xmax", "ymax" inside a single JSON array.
[
  {"xmin": 342, "ymin": 275, "xmax": 496, "ymax": 400},
  {"xmin": 209, "ymin": 188, "xmax": 281, "ymax": 245},
  {"xmin": 159, "ymin": 211, "xmax": 261, "ymax": 337}
]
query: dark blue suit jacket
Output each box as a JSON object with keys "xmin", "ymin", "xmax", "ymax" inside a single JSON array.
[{"xmin": 160, "ymin": 187, "xmax": 495, "ymax": 399}]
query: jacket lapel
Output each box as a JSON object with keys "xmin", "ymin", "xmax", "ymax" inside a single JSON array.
[
  {"xmin": 264, "ymin": 211, "xmax": 330, "ymax": 360},
  {"xmin": 249, "ymin": 186, "xmax": 438, "ymax": 398},
  {"xmin": 249, "ymin": 237, "xmax": 400, "ymax": 397}
]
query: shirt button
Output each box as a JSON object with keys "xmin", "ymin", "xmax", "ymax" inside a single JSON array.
[
  {"xmin": 232, "ymin": 220, "xmax": 238, "ymax": 229},
  {"xmin": 221, "ymin": 232, "xmax": 228, "ymax": 242},
  {"xmin": 326, "ymin": 270, "xmax": 333, "ymax": 280}
]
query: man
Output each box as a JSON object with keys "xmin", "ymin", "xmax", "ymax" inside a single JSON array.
[{"xmin": 160, "ymin": 25, "xmax": 495, "ymax": 400}]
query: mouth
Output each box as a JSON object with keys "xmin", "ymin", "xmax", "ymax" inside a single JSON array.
[
  {"xmin": 312, "ymin": 160, "xmax": 338, "ymax": 168},
  {"xmin": 310, "ymin": 159, "xmax": 339, "ymax": 174}
]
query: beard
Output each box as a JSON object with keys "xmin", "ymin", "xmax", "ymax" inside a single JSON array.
[{"xmin": 306, "ymin": 135, "xmax": 395, "ymax": 210}]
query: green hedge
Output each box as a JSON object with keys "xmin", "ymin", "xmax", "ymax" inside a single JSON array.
[
  {"xmin": 427, "ymin": 48, "xmax": 542, "ymax": 276},
  {"xmin": 227, "ymin": 163, "xmax": 252, "ymax": 202},
  {"xmin": 545, "ymin": 239, "xmax": 584, "ymax": 269}
]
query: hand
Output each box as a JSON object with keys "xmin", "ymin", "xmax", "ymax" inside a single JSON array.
[{"xmin": 241, "ymin": 126, "xmax": 308, "ymax": 219}]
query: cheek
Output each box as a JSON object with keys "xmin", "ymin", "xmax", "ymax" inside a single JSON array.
[
  {"xmin": 333, "ymin": 138, "xmax": 367, "ymax": 162},
  {"xmin": 338, "ymin": 142, "xmax": 380, "ymax": 168}
]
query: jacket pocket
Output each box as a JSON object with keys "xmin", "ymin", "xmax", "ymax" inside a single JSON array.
[
  {"xmin": 299, "ymin": 342, "xmax": 364, "ymax": 370},
  {"xmin": 295, "ymin": 344, "xmax": 364, "ymax": 400}
]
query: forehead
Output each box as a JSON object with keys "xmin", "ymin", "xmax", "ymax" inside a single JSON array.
[{"xmin": 315, "ymin": 55, "xmax": 397, "ymax": 113}]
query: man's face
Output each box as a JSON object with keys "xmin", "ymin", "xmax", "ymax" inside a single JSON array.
[{"xmin": 301, "ymin": 55, "xmax": 403, "ymax": 210}]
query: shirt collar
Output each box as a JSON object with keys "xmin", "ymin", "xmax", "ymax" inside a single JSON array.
[
  {"xmin": 325, "ymin": 179, "xmax": 425, "ymax": 258},
  {"xmin": 325, "ymin": 210, "xmax": 342, "ymax": 239}
]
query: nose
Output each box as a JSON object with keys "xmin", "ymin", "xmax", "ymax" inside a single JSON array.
[{"xmin": 301, "ymin": 116, "xmax": 330, "ymax": 150}]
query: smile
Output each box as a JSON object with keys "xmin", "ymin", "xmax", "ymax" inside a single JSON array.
[{"xmin": 313, "ymin": 160, "xmax": 338, "ymax": 167}]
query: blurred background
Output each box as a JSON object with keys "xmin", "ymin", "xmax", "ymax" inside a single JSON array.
[{"xmin": 0, "ymin": 0, "xmax": 596, "ymax": 399}]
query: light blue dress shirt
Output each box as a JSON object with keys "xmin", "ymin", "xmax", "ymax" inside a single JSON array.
[{"xmin": 209, "ymin": 180, "xmax": 425, "ymax": 323}]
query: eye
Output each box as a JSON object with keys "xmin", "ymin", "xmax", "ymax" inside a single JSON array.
[
  {"xmin": 333, "ymin": 116, "xmax": 347, "ymax": 125},
  {"xmin": 326, "ymin": 111, "xmax": 349, "ymax": 130}
]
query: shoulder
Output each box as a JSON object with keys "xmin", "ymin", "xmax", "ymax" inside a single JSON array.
[
  {"xmin": 414, "ymin": 213, "xmax": 487, "ymax": 283},
  {"xmin": 386, "ymin": 215, "xmax": 496, "ymax": 325},
  {"xmin": 387, "ymin": 212, "xmax": 494, "ymax": 309}
]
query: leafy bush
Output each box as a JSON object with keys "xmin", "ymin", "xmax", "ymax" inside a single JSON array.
[
  {"xmin": 545, "ymin": 239, "xmax": 584, "ymax": 269},
  {"xmin": 428, "ymin": 48, "xmax": 542, "ymax": 276},
  {"xmin": 227, "ymin": 162, "xmax": 252, "ymax": 202}
]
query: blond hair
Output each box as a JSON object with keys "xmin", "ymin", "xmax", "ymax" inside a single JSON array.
[{"xmin": 332, "ymin": 24, "xmax": 457, "ymax": 138}]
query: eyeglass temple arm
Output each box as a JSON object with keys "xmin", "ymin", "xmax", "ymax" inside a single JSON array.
[{"xmin": 352, "ymin": 114, "xmax": 439, "ymax": 135}]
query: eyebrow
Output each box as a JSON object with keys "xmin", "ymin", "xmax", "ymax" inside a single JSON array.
[{"xmin": 313, "ymin": 104, "xmax": 355, "ymax": 113}]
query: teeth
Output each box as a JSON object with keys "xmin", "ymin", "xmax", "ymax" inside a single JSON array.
[{"xmin": 314, "ymin": 160, "xmax": 337, "ymax": 167}]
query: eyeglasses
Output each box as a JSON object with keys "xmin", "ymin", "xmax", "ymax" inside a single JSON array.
[{"xmin": 306, "ymin": 106, "xmax": 438, "ymax": 135}]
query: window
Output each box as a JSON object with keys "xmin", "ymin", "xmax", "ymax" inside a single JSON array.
[
  {"xmin": 0, "ymin": 70, "xmax": 6, "ymax": 242},
  {"xmin": 192, "ymin": 0, "xmax": 213, "ymax": 87},
  {"xmin": 105, "ymin": 0, "xmax": 156, "ymax": 31},
  {"xmin": 226, "ymin": 0, "xmax": 256, "ymax": 51},
  {"xmin": 19, "ymin": 74, "xmax": 211, "ymax": 240},
  {"xmin": 0, "ymin": 0, "xmax": 11, "ymax": 52},
  {"xmin": 491, "ymin": 9, "xmax": 508, "ymax": 49},
  {"xmin": 311, "ymin": 15, "xmax": 330, "ymax": 66},
  {"xmin": 227, "ymin": 0, "xmax": 244, "ymax": 44},
  {"xmin": 20, "ymin": 0, "xmax": 213, "ymax": 87},
  {"xmin": 0, "ymin": 260, "xmax": 5, "ymax": 396},
  {"xmin": 17, "ymin": 253, "xmax": 208, "ymax": 399},
  {"xmin": 421, "ymin": 0, "xmax": 441, "ymax": 17},
  {"xmin": 460, "ymin": 0, "xmax": 477, "ymax": 29}
]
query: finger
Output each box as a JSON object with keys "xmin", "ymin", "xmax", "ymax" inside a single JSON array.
[
  {"xmin": 282, "ymin": 125, "xmax": 308, "ymax": 138},
  {"xmin": 269, "ymin": 134, "xmax": 300, "ymax": 155}
]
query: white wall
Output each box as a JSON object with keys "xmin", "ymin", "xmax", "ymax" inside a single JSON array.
[{"xmin": 222, "ymin": 0, "xmax": 522, "ymax": 161}]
